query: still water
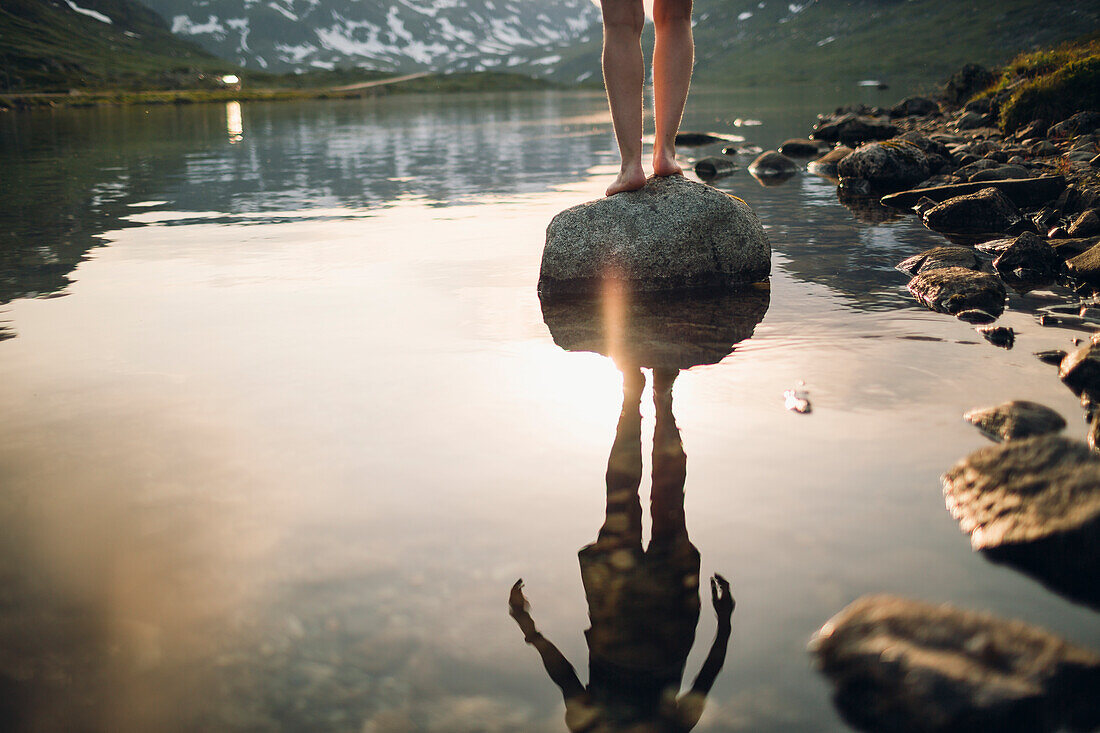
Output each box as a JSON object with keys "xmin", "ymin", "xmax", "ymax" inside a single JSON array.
[{"xmin": 0, "ymin": 88, "xmax": 1098, "ymax": 732}]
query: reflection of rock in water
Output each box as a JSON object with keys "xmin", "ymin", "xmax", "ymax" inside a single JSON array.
[
  {"xmin": 942, "ymin": 435, "xmax": 1100, "ymax": 610},
  {"xmin": 811, "ymin": 594, "xmax": 1100, "ymax": 733},
  {"xmin": 836, "ymin": 188, "xmax": 903, "ymax": 225},
  {"xmin": 540, "ymin": 284, "xmax": 770, "ymax": 370}
]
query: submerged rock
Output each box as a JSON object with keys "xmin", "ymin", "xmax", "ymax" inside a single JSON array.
[
  {"xmin": 992, "ymin": 232, "xmax": 1064, "ymax": 288},
  {"xmin": 1036, "ymin": 349, "xmax": 1068, "ymax": 366},
  {"xmin": 810, "ymin": 594, "xmax": 1100, "ymax": 733},
  {"xmin": 907, "ymin": 267, "xmax": 1006, "ymax": 318},
  {"xmin": 674, "ymin": 132, "xmax": 725, "ymax": 146},
  {"xmin": 837, "ymin": 140, "xmax": 929, "ymax": 191},
  {"xmin": 896, "ymin": 246, "xmax": 979, "ymax": 276},
  {"xmin": 943, "ymin": 435, "xmax": 1100, "ymax": 609},
  {"xmin": 923, "ymin": 187, "xmax": 1024, "ymax": 237},
  {"xmin": 748, "ymin": 151, "xmax": 798, "ymax": 180},
  {"xmin": 540, "ymin": 285, "xmax": 770, "ymax": 370},
  {"xmin": 538, "ymin": 176, "xmax": 771, "ymax": 298},
  {"xmin": 963, "ymin": 401, "xmax": 1065, "ymax": 442}
]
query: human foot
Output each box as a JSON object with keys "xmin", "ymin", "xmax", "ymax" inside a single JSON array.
[
  {"xmin": 606, "ymin": 165, "xmax": 647, "ymax": 196},
  {"xmin": 653, "ymin": 148, "xmax": 683, "ymax": 177}
]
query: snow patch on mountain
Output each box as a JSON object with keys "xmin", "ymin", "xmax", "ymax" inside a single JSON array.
[{"xmin": 138, "ymin": 0, "xmax": 601, "ymax": 74}]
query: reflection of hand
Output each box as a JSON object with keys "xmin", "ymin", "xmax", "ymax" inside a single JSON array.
[
  {"xmin": 710, "ymin": 574, "xmax": 734, "ymax": 621},
  {"xmin": 509, "ymin": 579, "xmax": 531, "ymax": 619}
]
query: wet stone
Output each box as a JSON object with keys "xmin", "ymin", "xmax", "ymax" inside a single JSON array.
[
  {"xmin": 807, "ymin": 146, "xmax": 853, "ymax": 178},
  {"xmin": 907, "ymin": 267, "xmax": 1006, "ymax": 319},
  {"xmin": 963, "ymin": 400, "xmax": 1064, "ymax": 442},
  {"xmin": 943, "ymin": 434, "xmax": 1100, "ymax": 609},
  {"xmin": 1059, "ymin": 339, "xmax": 1100, "ymax": 397},
  {"xmin": 992, "ymin": 232, "xmax": 1064, "ymax": 288},
  {"xmin": 778, "ymin": 138, "xmax": 824, "ymax": 157},
  {"xmin": 810, "ymin": 594, "xmax": 1100, "ymax": 733},
  {"xmin": 923, "ymin": 187, "xmax": 1023, "ymax": 238},
  {"xmin": 896, "ymin": 246, "xmax": 979, "ymax": 276},
  {"xmin": 674, "ymin": 132, "xmax": 725, "ymax": 146},
  {"xmin": 836, "ymin": 140, "xmax": 930, "ymax": 191},
  {"xmin": 956, "ymin": 309, "xmax": 997, "ymax": 324},
  {"xmin": 748, "ymin": 151, "xmax": 799, "ymax": 179},
  {"xmin": 811, "ymin": 113, "xmax": 897, "ymax": 145},
  {"xmin": 976, "ymin": 325, "xmax": 1015, "ymax": 349},
  {"xmin": 1035, "ymin": 349, "xmax": 1068, "ymax": 366}
]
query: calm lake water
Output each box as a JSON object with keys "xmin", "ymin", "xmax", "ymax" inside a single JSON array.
[{"xmin": 1, "ymin": 87, "xmax": 1098, "ymax": 732}]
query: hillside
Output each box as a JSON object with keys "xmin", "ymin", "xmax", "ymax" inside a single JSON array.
[
  {"xmin": 134, "ymin": 0, "xmax": 600, "ymax": 77},
  {"xmin": 0, "ymin": 0, "xmax": 231, "ymax": 92}
]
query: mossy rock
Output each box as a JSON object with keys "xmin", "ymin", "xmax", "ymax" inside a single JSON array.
[{"xmin": 1000, "ymin": 55, "xmax": 1100, "ymax": 132}]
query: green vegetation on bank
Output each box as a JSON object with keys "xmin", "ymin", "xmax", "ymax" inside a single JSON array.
[
  {"xmin": 979, "ymin": 34, "xmax": 1100, "ymax": 132},
  {"xmin": 0, "ymin": 71, "xmax": 560, "ymax": 110}
]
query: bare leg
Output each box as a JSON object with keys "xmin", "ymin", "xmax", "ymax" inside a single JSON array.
[
  {"xmin": 652, "ymin": 0, "xmax": 693, "ymax": 177},
  {"xmin": 601, "ymin": 0, "xmax": 647, "ymax": 196}
]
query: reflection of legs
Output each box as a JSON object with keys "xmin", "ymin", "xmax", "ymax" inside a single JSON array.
[
  {"xmin": 651, "ymin": 369, "xmax": 688, "ymax": 543},
  {"xmin": 652, "ymin": 0, "xmax": 693, "ymax": 177},
  {"xmin": 597, "ymin": 367, "xmax": 645, "ymax": 548},
  {"xmin": 601, "ymin": 0, "xmax": 647, "ymax": 196}
]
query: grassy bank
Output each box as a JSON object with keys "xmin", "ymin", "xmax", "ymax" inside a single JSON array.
[{"xmin": 0, "ymin": 71, "xmax": 560, "ymax": 111}]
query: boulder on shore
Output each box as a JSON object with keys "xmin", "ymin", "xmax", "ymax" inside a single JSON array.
[
  {"xmin": 538, "ymin": 176, "xmax": 771, "ymax": 299},
  {"xmin": 889, "ymin": 96, "xmax": 939, "ymax": 118},
  {"xmin": 923, "ymin": 187, "xmax": 1024, "ymax": 237},
  {"xmin": 907, "ymin": 267, "xmax": 1006, "ymax": 318},
  {"xmin": 810, "ymin": 594, "xmax": 1100, "ymax": 733},
  {"xmin": 1059, "ymin": 339, "xmax": 1100, "ymax": 398},
  {"xmin": 837, "ymin": 140, "xmax": 930, "ymax": 191},
  {"xmin": 963, "ymin": 400, "xmax": 1066, "ymax": 442},
  {"xmin": 1066, "ymin": 241, "xmax": 1100, "ymax": 286}
]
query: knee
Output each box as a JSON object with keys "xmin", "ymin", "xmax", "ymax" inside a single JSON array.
[
  {"xmin": 652, "ymin": 0, "xmax": 692, "ymax": 28},
  {"xmin": 601, "ymin": 0, "xmax": 645, "ymax": 37}
]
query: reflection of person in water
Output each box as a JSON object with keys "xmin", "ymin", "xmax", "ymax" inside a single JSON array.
[{"xmin": 510, "ymin": 367, "xmax": 734, "ymax": 732}]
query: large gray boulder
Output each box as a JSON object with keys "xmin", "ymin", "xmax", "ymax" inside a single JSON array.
[
  {"xmin": 538, "ymin": 176, "xmax": 771, "ymax": 299},
  {"xmin": 810, "ymin": 594, "xmax": 1100, "ymax": 733},
  {"xmin": 923, "ymin": 187, "xmax": 1026, "ymax": 237}
]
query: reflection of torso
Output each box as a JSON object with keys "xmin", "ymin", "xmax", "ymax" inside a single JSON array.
[{"xmin": 579, "ymin": 538, "xmax": 701, "ymax": 693}]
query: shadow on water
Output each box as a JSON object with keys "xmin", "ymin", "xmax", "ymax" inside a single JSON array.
[{"xmin": 509, "ymin": 284, "xmax": 769, "ymax": 731}]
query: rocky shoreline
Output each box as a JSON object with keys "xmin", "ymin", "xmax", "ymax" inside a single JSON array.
[{"xmin": 782, "ymin": 66, "xmax": 1100, "ymax": 732}]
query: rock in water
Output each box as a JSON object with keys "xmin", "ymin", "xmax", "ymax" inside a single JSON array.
[
  {"xmin": 810, "ymin": 594, "xmax": 1100, "ymax": 733},
  {"xmin": 837, "ymin": 140, "xmax": 930, "ymax": 190},
  {"xmin": 963, "ymin": 401, "xmax": 1065, "ymax": 442},
  {"xmin": 778, "ymin": 138, "xmax": 823, "ymax": 157},
  {"xmin": 907, "ymin": 267, "xmax": 1006, "ymax": 318},
  {"xmin": 923, "ymin": 187, "xmax": 1024, "ymax": 237},
  {"xmin": 942, "ymin": 435, "xmax": 1100, "ymax": 609},
  {"xmin": 1060, "ymin": 339, "xmax": 1100, "ymax": 397},
  {"xmin": 992, "ymin": 232, "xmax": 1064, "ymax": 288},
  {"xmin": 896, "ymin": 246, "xmax": 979, "ymax": 276},
  {"xmin": 748, "ymin": 151, "xmax": 799, "ymax": 180},
  {"xmin": 538, "ymin": 176, "xmax": 771, "ymax": 298}
]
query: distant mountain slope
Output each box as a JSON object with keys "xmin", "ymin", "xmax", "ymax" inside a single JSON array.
[
  {"xmin": 134, "ymin": 0, "xmax": 601, "ymax": 76},
  {"xmin": 0, "ymin": 0, "xmax": 228, "ymax": 91},
  {"xmin": 687, "ymin": 0, "xmax": 1100, "ymax": 89}
]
